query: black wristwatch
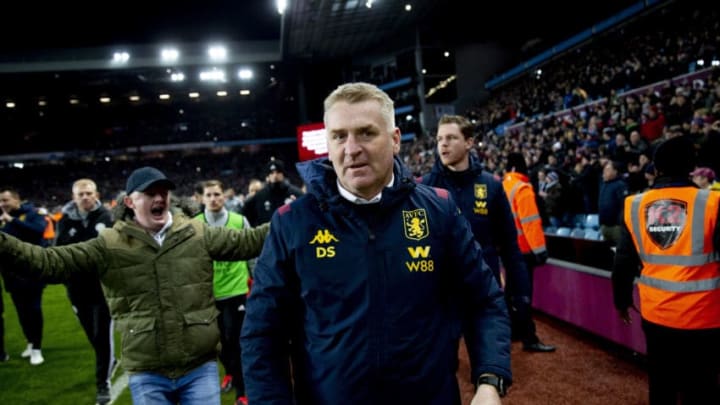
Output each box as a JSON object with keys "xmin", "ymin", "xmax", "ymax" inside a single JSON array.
[{"xmin": 477, "ymin": 373, "xmax": 508, "ymax": 397}]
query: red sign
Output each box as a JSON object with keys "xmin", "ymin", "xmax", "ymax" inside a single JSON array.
[{"xmin": 297, "ymin": 123, "xmax": 327, "ymax": 161}]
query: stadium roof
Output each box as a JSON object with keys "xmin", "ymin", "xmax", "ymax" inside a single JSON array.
[{"xmin": 0, "ymin": 0, "xmax": 640, "ymax": 69}]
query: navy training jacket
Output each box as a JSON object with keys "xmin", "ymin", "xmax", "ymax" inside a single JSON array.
[
  {"xmin": 242, "ymin": 156, "xmax": 511, "ymax": 405},
  {"xmin": 422, "ymin": 154, "xmax": 531, "ymax": 299}
]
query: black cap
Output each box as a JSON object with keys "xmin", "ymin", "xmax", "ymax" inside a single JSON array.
[
  {"xmin": 653, "ymin": 136, "xmax": 695, "ymax": 177},
  {"xmin": 126, "ymin": 166, "xmax": 176, "ymax": 194},
  {"xmin": 267, "ymin": 159, "xmax": 285, "ymax": 174}
]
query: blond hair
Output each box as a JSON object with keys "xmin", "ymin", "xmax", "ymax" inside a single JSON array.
[
  {"xmin": 323, "ymin": 82, "xmax": 395, "ymax": 132},
  {"xmin": 72, "ymin": 178, "xmax": 98, "ymax": 193}
]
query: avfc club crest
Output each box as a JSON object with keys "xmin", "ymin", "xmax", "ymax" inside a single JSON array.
[
  {"xmin": 474, "ymin": 184, "xmax": 487, "ymax": 199},
  {"xmin": 403, "ymin": 209, "xmax": 429, "ymax": 241},
  {"xmin": 645, "ymin": 199, "xmax": 687, "ymax": 249}
]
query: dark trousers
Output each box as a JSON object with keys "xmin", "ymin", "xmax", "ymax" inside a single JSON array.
[
  {"xmin": 9, "ymin": 284, "xmax": 45, "ymax": 349},
  {"xmin": 508, "ymin": 255, "xmax": 539, "ymax": 345},
  {"xmin": 70, "ymin": 296, "xmax": 115, "ymax": 389},
  {"xmin": 642, "ymin": 319, "xmax": 720, "ymax": 405},
  {"xmin": 216, "ymin": 294, "xmax": 247, "ymax": 397}
]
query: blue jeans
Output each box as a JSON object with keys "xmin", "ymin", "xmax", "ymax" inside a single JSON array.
[{"xmin": 128, "ymin": 361, "xmax": 220, "ymax": 405}]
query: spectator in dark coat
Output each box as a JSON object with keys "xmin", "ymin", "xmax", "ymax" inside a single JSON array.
[
  {"xmin": 241, "ymin": 159, "xmax": 303, "ymax": 226},
  {"xmin": 598, "ymin": 161, "xmax": 629, "ymax": 246}
]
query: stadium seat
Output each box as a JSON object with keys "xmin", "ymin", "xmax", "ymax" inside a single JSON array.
[
  {"xmin": 584, "ymin": 229, "xmax": 602, "ymax": 240},
  {"xmin": 556, "ymin": 227, "xmax": 572, "ymax": 237},
  {"xmin": 573, "ymin": 214, "xmax": 587, "ymax": 229},
  {"xmin": 570, "ymin": 228, "xmax": 585, "ymax": 238},
  {"xmin": 585, "ymin": 214, "xmax": 600, "ymax": 230},
  {"xmin": 544, "ymin": 226, "xmax": 557, "ymax": 235}
]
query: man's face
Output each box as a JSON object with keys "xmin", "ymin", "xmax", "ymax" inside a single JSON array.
[
  {"xmin": 326, "ymin": 100, "xmax": 400, "ymax": 200},
  {"xmin": 123, "ymin": 184, "xmax": 170, "ymax": 232},
  {"xmin": 202, "ymin": 185, "xmax": 226, "ymax": 213},
  {"xmin": 436, "ymin": 123, "xmax": 472, "ymax": 170},
  {"xmin": 73, "ymin": 184, "xmax": 99, "ymax": 213},
  {"xmin": 692, "ymin": 175, "xmax": 709, "ymax": 188},
  {"xmin": 267, "ymin": 170, "xmax": 284, "ymax": 183},
  {"xmin": 602, "ymin": 162, "xmax": 618, "ymax": 182},
  {"xmin": 0, "ymin": 191, "xmax": 20, "ymax": 213}
]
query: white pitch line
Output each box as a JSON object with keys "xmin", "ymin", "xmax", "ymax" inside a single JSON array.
[{"xmin": 108, "ymin": 371, "xmax": 128, "ymax": 404}]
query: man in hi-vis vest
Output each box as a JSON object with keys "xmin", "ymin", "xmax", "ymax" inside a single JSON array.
[
  {"xmin": 612, "ymin": 135, "xmax": 720, "ymax": 405},
  {"xmin": 195, "ymin": 180, "xmax": 253, "ymax": 405},
  {"xmin": 502, "ymin": 153, "xmax": 555, "ymax": 352}
]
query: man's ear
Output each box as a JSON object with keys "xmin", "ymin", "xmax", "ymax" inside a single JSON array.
[{"xmin": 123, "ymin": 195, "xmax": 134, "ymax": 209}]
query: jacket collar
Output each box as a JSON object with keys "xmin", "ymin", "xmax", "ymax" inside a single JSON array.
[{"xmin": 297, "ymin": 156, "xmax": 415, "ymax": 212}]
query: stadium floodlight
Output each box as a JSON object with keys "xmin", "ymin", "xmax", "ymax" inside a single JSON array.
[
  {"xmin": 6, "ymin": 101, "xmax": 15, "ymax": 108},
  {"xmin": 405, "ymin": 4, "xmax": 412, "ymax": 11},
  {"xmin": 365, "ymin": 0, "xmax": 373, "ymax": 8},
  {"xmin": 444, "ymin": 51, "xmax": 450, "ymax": 57},
  {"xmin": 171, "ymin": 72, "xmax": 185, "ymax": 82},
  {"xmin": 112, "ymin": 51, "xmax": 130, "ymax": 64},
  {"xmin": 216, "ymin": 90, "xmax": 228, "ymax": 97},
  {"xmin": 159, "ymin": 94, "xmax": 171, "ymax": 100},
  {"xmin": 69, "ymin": 98, "xmax": 80, "ymax": 105},
  {"xmin": 238, "ymin": 68, "xmax": 253, "ymax": 80},
  {"xmin": 422, "ymin": 69, "xmax": 427, "ymax": 74},
  {"xmin": 38, "ymin": 100, "xmax": 47, "ymax": 107},
  {"xmin": 12, "ymin": 162, "xmax": 24, "ymax": 169},
  {"xmin": 189, "ymin": 92, "xmax": 200, "ymax": 98},
  {"xmin": 239, "ymin": 89, "xmax": 251, "ymax": 96},
  {"xmin": 405, "ymin": 114, "xmax": 413, "ymax": 121},
  {"xmin": 129, "ymin": 95, "xmax": 140, "ymax": 102},
  {"xmin": 199, "ymin": 69, "xmax": 226, "ymax": 82},
  {"xmin": 99, "ymin": 97, "xmax": 111, "ymax": 103},
  {"xmin": 712, "ymin": 59, "xmax": 720, "ymax": 67},
  {"xmin": 697, "ymin": 59, "xmax": 705, "ymax": 66},
  {"xmin": 276, "ymin": 0, "xmax": 287, "ymax": 15},
  {"xmin": 161, "ymin": 48, "xmax": 180, "ymax": 62},
  {"xmin": 208, "ymin": 45, "xmax": 228, "ymax": 61}
]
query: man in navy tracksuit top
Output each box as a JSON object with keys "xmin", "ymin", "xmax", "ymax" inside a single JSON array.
[
  {"xmin": 422, "ymin": 115, "xmax": 555, "ymax": 353},
  {"xmin": 242, "ymin": 83, "xmax": 511, "ymax": 405},
  {"xmin": 0, "ymin": 188, "xmax": 47, "ymax": 366}
]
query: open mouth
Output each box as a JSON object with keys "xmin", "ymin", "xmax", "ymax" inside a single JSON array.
[{"xmin": 150, "ymin": 206, "xmax": 165, "ymax": 217}]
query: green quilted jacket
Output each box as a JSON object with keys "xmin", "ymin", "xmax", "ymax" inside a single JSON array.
[{"xmin": 0, "ymin": 213, "xmax": 269, "ymax": 377}]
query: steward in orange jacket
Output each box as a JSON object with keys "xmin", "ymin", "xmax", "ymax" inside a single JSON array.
[
  {"xmin": 612, "ymin": 135, "xmax": 720, "ymax": 404},
  {"xmin": 502, "ymin": 153, "xmax": 555, "ymax": 352}
]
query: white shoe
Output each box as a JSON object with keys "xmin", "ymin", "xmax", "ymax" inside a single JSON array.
[
  {"xmin": 20, "ymin": 343, "xmax": 33, "ymax": 358},
  {"xmin": 29, "ymin": 349, "xmax": 44, "ymax": 366}
]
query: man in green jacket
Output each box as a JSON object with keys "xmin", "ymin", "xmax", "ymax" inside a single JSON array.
[{"xmin": 0, "ymin": 167, "xmax": 269, "ymax": 405}]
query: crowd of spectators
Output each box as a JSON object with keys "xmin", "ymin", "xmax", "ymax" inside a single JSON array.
[{"xmin": 403, "ymin": 0, "xmax": 720, "ymax": 237}]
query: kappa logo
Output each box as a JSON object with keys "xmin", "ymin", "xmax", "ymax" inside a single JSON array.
[
  {"xmin": 309, "ymin": 229, "xmax": 339, "ymax": 244},
  {"xmin": 310, "ymin": 229, "xmax": 339, "ymax": 258},
  {"xmin": 403, "ymin": 209, "xmax": 429, "ymax": 241}
]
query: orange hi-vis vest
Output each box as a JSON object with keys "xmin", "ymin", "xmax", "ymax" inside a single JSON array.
[
  {"xmin": 625, "ymin": 187, "xmax": 720, "ymax": 329},
  {"xmin": 42, "ymin": 215, "xmax": 55, "ymax": 240},
  {"xmin": 503, "ymin": 172, "xmax": 547, "ymax": 256}
]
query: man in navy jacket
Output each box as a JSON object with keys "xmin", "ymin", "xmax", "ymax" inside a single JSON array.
[
  {"xmin": 242, "ymin": 83, "xmax": 511, "ymax": 404},
  {"xmin": 422, "ymin": 115, "xmax": 554, "ymax": 353},
  {"xmin": 0, "ymin": 188, "xmax": 47, "ymax": 366}
]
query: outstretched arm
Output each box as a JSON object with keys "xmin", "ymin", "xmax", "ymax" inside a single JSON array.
[{"xmin": 0, "ymin": 232, "xmax": 106, "ymax": 282}]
